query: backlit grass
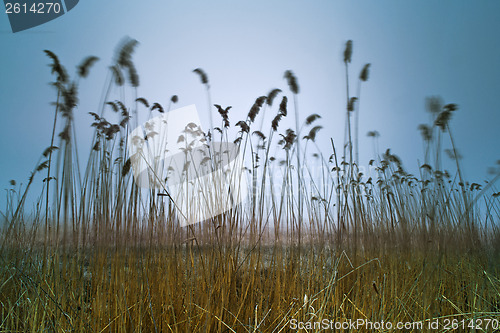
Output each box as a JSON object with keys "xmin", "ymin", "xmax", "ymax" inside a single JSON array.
[{"xmin": 1, "ymin": 38, "xmax": 499, "ymax": 332}]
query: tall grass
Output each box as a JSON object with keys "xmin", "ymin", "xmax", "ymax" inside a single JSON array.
[{"xmin": 1, "ymin": 39, "xmax": 499, "ymax": 332}]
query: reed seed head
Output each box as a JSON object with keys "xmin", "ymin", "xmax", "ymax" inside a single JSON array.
[
  {"xmin": 77, "ymin": 56, "xmax": 99, "ymax": 78},
  {"xmin": 128, "ymin": 65, "xmax": 140, "ymax": 87},
  {"xmin": 44, "ymin": 50, "xmax": 68, "ymax": 83},
  {"xmin": 248, "ymin": 96, "xmax": 266, "ymax": 123},
  {"xmin": 151, "ymin": 102, "xmax": 165, "ymax": 113},
  {"xmin": 279, "ymin": 96, "xmax": 288, "ymax": 117},
  {"xmin": 344, "ymin": 40, "xmax": 353, "ymax": 64},
  {"xmin": 122, "ymin": 158, "xmax": 131, "ymax": 177},
  {"xmin": 304, "ymin": 126, "xmax": 322, "ymax": 142},
  {"xmin": 193, "ymin": 68, "xmax": 209, "ymax": 85},
  {"xmin": 116, "ymin": 37, "xmax": 139, "ymax": 68},
  {"xmin": 215, "ymin": 104, "xmax": 231, "ymax": 128},
  {"xmin": 280, "ymin": 129, "xmax": 296, "ymax": 150},
  {"xmin": 115, "ymin": 37, "xmax": 140, "ymax": 87},
  {"xmin": 252, "ymin": 131, "xmax": 266, "ymax": 141},
  {"xmin": 444, "ymin": 103, "xmax": 458, "ymax": 112},
  {"xmin": 42, "ymin": 146, "xmax": 59, "ymax": 158},
  {"xmin": 266, "ymin": 88, "xmax": 282, "ymax": 106},
  {"xmin": 236, "ymin": 120, "xmax": 250, "ymax": 133},
  {"xmin": 136, "ymin": 97, "xmax": 150, "ymax": 108},
  {"xmin": 284, "ymin": 70, "xmax": 299, "ymax": 94},
  {"xmin": 110, "ymin": 65, "xmax": 124, "ymax": 86},
  {"xmin": 418, "ymin": 124, "xmax": 432, "ymax": 141},
  {"xmin": 348, "ymin": 97, "xmax": 358, "ymax": 112},
  {"xmin": 435, "ymin": 110, "xmax": 452, "ymax": 130},
  {"xmin": 425, "ymin": 96, "xmax": 443, "ymax": 114},
  {"xmin": 271, "ymin": 114, "xmax": 282, "ymax": 132},
  {"xmin": 360, "ymin": 63, "xmax": 371, "ymax": 82},
  {"xmin": 305, "ymin": 114, "xmax": 321, "ymax": 125}
]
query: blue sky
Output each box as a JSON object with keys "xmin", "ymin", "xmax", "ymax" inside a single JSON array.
[{"xmin": 1, "ymin": 0, "xmax": 499, "ymax": 211}]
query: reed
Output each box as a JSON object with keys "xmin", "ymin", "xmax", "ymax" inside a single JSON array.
[{"xmin": 0, "ymin": 39, "xmax": 499, "ymax": 332}]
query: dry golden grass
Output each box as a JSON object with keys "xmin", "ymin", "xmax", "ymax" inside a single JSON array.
[{"xmin": 1, "ymin": 237, "xmax": 499, "ymax": 332}]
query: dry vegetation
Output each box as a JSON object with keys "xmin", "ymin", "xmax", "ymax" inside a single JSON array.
[{"xmin": 1, "ymin": 38, "xmax": 499, "ymax": 332}]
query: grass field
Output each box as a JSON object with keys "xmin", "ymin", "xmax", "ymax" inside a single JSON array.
[{"xmin": 1, "ymin": 39, "xmax": 499, "ymax": 332}]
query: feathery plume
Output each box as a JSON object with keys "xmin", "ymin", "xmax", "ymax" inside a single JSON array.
[
  {"xmin": 279, "ymin": 96, "xmax": 288, "ymax": 116},
  {"xmin": 248, "ymin": 96, "xmax": 266, "ymax": 123},
  {"xmin": 116, "ymin": 101, "xmax": 127, "ymax": 115},
  {"xmin": 193, "ymin": 68, "xmax": 209, "ymax": 85},
  {"xmin": 280, "ymin": 129, "xmax": 296, "ymax": 150},
  {"xmin": 36, "ymin": 161, "xmax": 49, "ymax": 172},
  {"xmin": 305, "ymin": 114, "xmax": 321, "ymax": 125},
  {"xmin": 236, "ymin": 120, "xmax": 250, "ymax": 133},
  {"xmin": 42, "ymin": 146, "xmax": 59, "ymax": 158},
  {"xmin": 136, "ymin": 97, "xmax": 150, "ymax": 108},
  {"xmin": 418, "ymin": 124, "xmax": 432, "ymax": 141},
  {"xmin": 304, "ymin": 126, "xmax": 322, "ymax": 142},
  {"xmin": 122, "ymin": 158, "xmax": 131, "ymax": 177},
  {"xmin": 127, "ymin": 65, "xmax": 139, "ymax": 87},
  {"xmin": 252, "ymin": 131, "xmax": 266, "ymax": 141},
  {"xmin": 116, "ymin": 37, "xmax": 139, "ymax": 68},
  {"xmin": 284, "ymin": 70, "xmax": 299, "ymax": 94},
  {"xmin": 215, "ymin": 104, "xmax": 231, "ymax": 128},
  {"xmin": 77, "ymin": 56, "xmax": 99, "ymax": 78},
  {"xmin": 344, "ymin": 40, "xmax": 353, "ymax": 63},
  {"xmin": 348, "ymin": 97, "xmax": 358, "ymax": 112},
  {"xmin": 359, "ymin": 63, "xmax": 371, "ymax": 82},
  {"xmin": 115, "ymin": 37, "xmax": 140, "ymax": 87},
  {"xmin": 435, "ymin": 111, "xmax": 452, "ymax": 130},
  {"xmin": 425, "ymin": 96, "xmax": 443, "ymax": 115},
  {"xmin": 151, "ymin": 102, "xmax": 164, "ymax": 113},
  {"xmin": 110, "ymin": 65, "xmax": 124, "ymax": 86},
  {"xmin": 444, "ymin": 103, "xmax": 458, "ymax": 112},
  {"xmin": 44, "ymin": 50, "xmax": 68, "ymax": 83},
  {"xmin": 266, "ymin": 88, "xmax": 282, "ymax": 106},
  {"xmin": 271, "ymin": 114, "xmax": 282, "ymax": 132}
]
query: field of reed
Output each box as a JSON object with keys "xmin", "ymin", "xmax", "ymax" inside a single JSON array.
[{"xmin": 1, "ymin": 38, "xmax": 499, "ymax": 332}]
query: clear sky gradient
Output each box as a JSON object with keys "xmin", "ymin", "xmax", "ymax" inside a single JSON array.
[{"xmin": 1, "ymin": 1, "xmax": 499, "ymax": 211}]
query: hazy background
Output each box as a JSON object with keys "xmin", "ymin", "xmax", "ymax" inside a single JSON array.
[{"xmin": 1, "ymin": 0, "xmax": 499, "ymax": 212}]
